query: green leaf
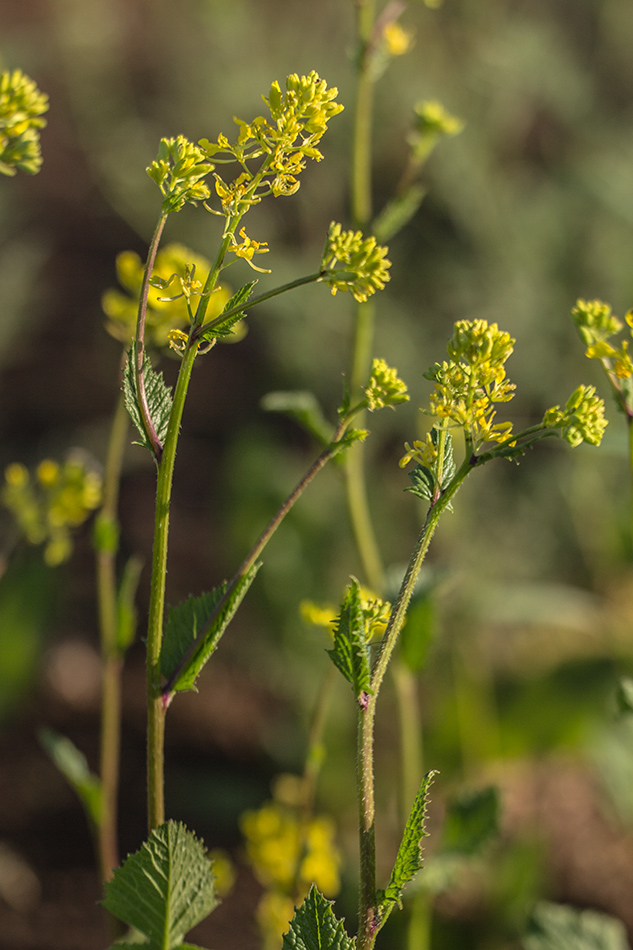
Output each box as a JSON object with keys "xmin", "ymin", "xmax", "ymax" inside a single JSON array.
[
  {"xmin": 103, "ymin": 821, "xmax": 217, "ymax": 950},
  {"xmin": 441, "ymin": 785, "xmax": 499, "ymax": 857},
  {"xmin": 161, "ymin": 563, "xmax": 261, "ymax": 692},
  {"xmin": 117, "ymin": 555, "xmax": 143, "ymax": 654},
  {"xmin": 198, "ymin": 281, "xmax": 257, "ymax": 341},
  {"xmin": 123, "ymin": 348, "xmax": 173, "ymax": 453},
  {"xmin": 327, "ymin": 578, "xmax": 371, "ymax": 699},
  {"xmin": 382, "ymin": 770, "xmax": 437, "ymax": 908},
  {"xmin": 261, "ymin": 390, "xmax": 334, "ymax": 446},
  {"xmin": 405, "ymin": 464, "xmax": 434, "ymax": 503},
  {"xmin": 405, "ymin": 428, "xmax": 455, "ymax": 504},
  {"xmin": 39, "ymin": 728, "xmax": 102, "ymax": 826},
  {"xmin": 523, "ymin": 902, "xmax": 628, "ymax": 950},
  {"xmin": 400, "ymin": 589, "xmax": 437, "ymax": 673},
  {"xmin": 282, "ymin": 885, "xmax": 354, "ymax": 950}
]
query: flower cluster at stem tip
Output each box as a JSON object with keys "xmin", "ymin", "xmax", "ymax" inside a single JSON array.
[
  {"xmin": 321, "ymin": 223, "xmax": 391, "ymax": 304},
  {"xmin": 102, "ymin": 243, "xmax": 233, "ymax": 349},
  {"xmin": 0, "ymin": 68, "xmax": 48, "ymax": 176},
  {"xmin": 241, "ymin": 773, "xmax": 341, "ymax": 949},
  {"xmin": 424, "ymin": 319, "xmax": 517, "ymax": 449},
  {"xmin": 402, "ymin": 318, "xmax": 607, "ymax": 468},
  {"xmin": 571, "ymin": 297, "xmax": 633, "ymax": 382},
  {"xmin": 365, "ymin": 357, "xmax": 409, "ymax": 411},
  {"xmin": 2, "ymin": 457, "xmax": 102, "ymax": 566}
]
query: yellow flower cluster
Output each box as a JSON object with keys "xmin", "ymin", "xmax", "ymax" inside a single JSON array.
[
  {"xmin": 0, "ymin": 68, "xmax": 48, "ymax": 176},
  {"xmin": 241, "ymin": 774, "xmax": 341, "ymax": 948},
  {"xmin": 542, "ymin": 384, "xmax": 608, "ymax": 447},
  {"xmin": 425, "ymin": 319, "xmax": 516, "ymax": 449},
  {"xmin": 102, "ymin": 243, "xmax": 231, "ymax": 348},
  {"xmin": 321, "ymin": 223, "xmax": 391, "ymax": 303},
  {"xmin": 200, "ymin": 71, "xmax": 343, "ymax": 214},
  {"xmin": 146, "ymin": 135, "xmax": 213, "ymax": 213},
  {"xmin": 399, "ymin": 432, "xmax": 438, "ymax": 469},
  {"xmin": 571, "ymin": 298, "xmax": 633, "ymax": 380},
  {"xmin": 365, "ymin": 358, "xmax": 409, "ymax": 411},
  {"xmin": 3, "ymin": 457, "xmax": 102, "ymax": 566}
]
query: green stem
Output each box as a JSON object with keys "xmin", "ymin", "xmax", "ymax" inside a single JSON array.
[
  {"xmin": 192, "ymin": 271, "xmax": 322, "ymax": 341},
  {"xmin": 96, "ymin": 388, "xmax": 129, "ymax": 881},
  {"xmin": 346, "ymin": 0, "xmax": 385, "ymax": 593},
  {"xmin": 162, "ymin": 421, "xmax": 350, "ymax": 698},
  {"xmin": 146, "ymin": 341, "xmax": 199, "ymax": 831},
  {"xmin": 356, "ymin": 462, "xmax": 471, "ymax": 950}
]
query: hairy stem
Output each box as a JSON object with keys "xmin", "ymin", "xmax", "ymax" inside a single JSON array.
[
  {"xmin": 357, "ymin": 462, "xmax": 471, "ymax": 948},
  {"xmin": 146, "ymin": 341, "xmax": 199, "ymax": 831}
]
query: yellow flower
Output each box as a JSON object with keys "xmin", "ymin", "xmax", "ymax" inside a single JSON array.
[
  {"xmin": 383, "ymin": 22, "xmax": 414, "ymax": 56},
  {"xmin": 102, "ymin": 243, "xmax": 230, "ymax": 347}
]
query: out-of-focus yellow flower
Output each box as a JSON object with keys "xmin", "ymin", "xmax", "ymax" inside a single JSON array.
[
  {"xmin": 2, "ymin": 456, "xmax": 102, "ymax": 566},
  {"xmin": 383, "ymin": 22, "xmax": 414, "ymax": 56},
  {"xmin": 208, "ymin": 848, "xmax": 236, "ymax": 898},
  {"xmin": 0, "ymin": 68, "xmax": 48, "ymax": 176},
  {"xmin": 102, "ymin": 243, "xmax": 231, "ymax": 347},
  {"xmin": 241, "ymin": 774, "xmax": 342, "ymax": 948}
]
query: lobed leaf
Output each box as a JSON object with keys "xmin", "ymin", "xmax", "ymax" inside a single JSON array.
[
  {"xmin": 161, "ymin": 563, "xmax": 261, "ymax": 692},
  {"xmin": 282, "ymin": 885, "xmax": 354, "ymax": 950},
  {"xmin": 103, "ymin": 820, "xmax": 217, "ymax": 950},
  {"xmin": 123, "ymin": 349, "xmax": 173, "ymax": 453},
  {"xmin": 523, "ymin": 901, "xmax": 628, "ymax": 950},
  {"xmin": 327, "ymin": 578, "xmax": 371, "ymax": 699},
  {"xmin": 382, "ymin": 770, "xmax": 438, "ymax": 908}
]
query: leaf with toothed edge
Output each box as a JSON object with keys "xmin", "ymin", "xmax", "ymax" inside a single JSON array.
[
  {"xmin": 327, "ymin": 577, "xmax": 371, "ymax": 699},
  {"xmin": 282, "ymin": 885, "xmax": 354, "ymax": 950},
  {"xmin": 102, "ymin": 820, "xmax": 217, "ymax": 950},
  {"xmin": 198, "ymin": 280, "xmax": 257, "ymax": 341},
  {"xmin": 161, "ymin": 562, "xmax": 261, "ymax": 692},
  {"xmin": 379, "ymin": 770, "xmax": 438, "ymax": 912},
  {"xmin": 123, "ymin": 348, "xmax": 173, "ymax": 453}
]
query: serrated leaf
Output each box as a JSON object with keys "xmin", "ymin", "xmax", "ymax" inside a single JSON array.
[
  {"xmin": 382, "ymin": 770, "xmax": 437, "ymax": 907},
  {"xmin": 123, "ymin": 349, "xmax": 173, "ymax": 453},
  {"xmin": 40, "ymin": 728, "xmax": 102, "ymax": 826},
  {"xmin": 405, "ymin": 464, "xmax": 434, "ymax": 502},
  {"xmin": 523, "ymin": 901, "xmax": 628, "ymax": 950},
  {"xmin": 282, "ymin": 885, "xmax": 354, "ymax": 950},
  {"xmin": 327, "ymin": 578, "xmax": 371, "ymax": 698},
  {"xmin": 103, "ymin": 821, "xmax": 217, "ymax": 949},
  {"xmin": 441, "ymin": 785, "xmax": 499, "ymax": 857},
  {"xmin": 198, "ymin": 280, "xmax": 257, "ymax": 341},
  {"xmin": 261, "ymin": 390, "xmax": 334, "ymax": 446},
  {"xmin": 161, "ymin": 563, "xmax": 261, "ymax": 692}
]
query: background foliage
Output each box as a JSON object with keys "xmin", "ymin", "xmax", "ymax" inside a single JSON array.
[{"xmin": 2, "ymin": 1, "xmax": 633, "ymax": 948}]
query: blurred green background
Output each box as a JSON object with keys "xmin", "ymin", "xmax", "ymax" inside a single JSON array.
[{"xmin": 2, "ymin": 0, "xmax": 633, "ymax": 948}]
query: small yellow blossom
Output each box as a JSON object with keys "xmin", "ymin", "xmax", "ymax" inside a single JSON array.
[
  {"xmin": 365, "ymin": 358, "xmax": 409, "ymax": 410},
  {"xmin": 383, "ymin": 22, "xmax": 415, "ymax": 56},
  {"xmin": 230, "ymin": 227, "xmax": 271, "ymax": 273}
]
